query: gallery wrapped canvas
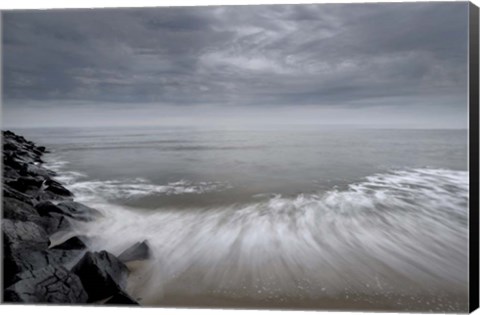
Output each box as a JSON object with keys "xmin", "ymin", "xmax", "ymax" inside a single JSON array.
[{"xmin": 1, "ymin": 1, "xmax": 479, "ymax": 313}]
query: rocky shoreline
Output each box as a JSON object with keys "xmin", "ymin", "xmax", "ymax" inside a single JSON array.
[{"xmin": 2, "ymin": 130, "xmax": 150, "ymax": 304}]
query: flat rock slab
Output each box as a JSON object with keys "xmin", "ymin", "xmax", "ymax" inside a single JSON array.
[
  {"xmin": 72, "ymin": 251, "xmax": 129, "ymax": 302},
  {"xmin": 4, "ymin": 265, "xmax": 88, "ymax": 304}
]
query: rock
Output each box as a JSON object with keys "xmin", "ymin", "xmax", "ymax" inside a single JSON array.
[
  {"xmin": 3, "ymin": 152, "xmax": 25, "ymax": 170},
  {"xmin": 3, "ymin": 185, "xmax": 35, "ymax": 205},
  {"xmin": 57, "ymin": 201, "xmax": 102, "ymax": 221},
  {"xmin": 3, "ymin": 141, "xmax": 18, "ymax": 152},
  {"xmin": 34, "ymin": 202, "xmax": 73, "ymax": 234},
  {"xmin": 2, "ymin": 219, "xmax": 50, "ymax": 252},
  {"xmin": 4, "ymin": 265, "xmax": 88, "ymax": 303},
  {"xmin": 105, "ymin": 290, "xmax": 139, "ymax": 305},
  {"xmin": 21, "ymin": 164, "xmax": 55, "ymax": 179},
  {"xmin": 35, "ymin": 201, "xmax": 100, "ymax": 221},
  {"xmin": 3, "ymin": 219, "xmax": 50, "ymax": 286},
  {"xmin": 5, "ymin": 176, "xmax": 44, "ymax": 195},
  {"xmin": 37, "ymin": 146, "xmax": 46, "ymax": 152},
  {"xmin": 39, "ymin": 212, "xmax": 72, "ymax": 235},
  {"xmin": 5, "ymin": 249, "xmax": 85, "ymax": 287},
  {"xmin": 118, "ymin": 240, "xmax": 152, "ymax": 263},
  {"xmin": 35, "ymin": 190, "xmax": 73, "ymax": 203},
  {"xmin": 72, "ymin": 251, "xmax": 129, "ymax": 302},
  {"xmin": 3, "ymin": 165, "xmax": 20, "ymax": 180},
  {"xmin": 44, "ymin": 179, "xmax": 73, "ymax": 197},
  {"xmin": 52, "ymin": 236, "xmax": 88, "ymax": 250},
  {"xmin": 35, "ymin": 201, "xmax": 65, "ymax": 216},
  {"xmin": 2, "ymin": 197, "xmax": 40, "ymax": 221}
]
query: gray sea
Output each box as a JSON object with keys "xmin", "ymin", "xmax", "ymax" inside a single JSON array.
[{"xmin": 13, "ymin": 126, "xmax": 469, "ymax": 311}]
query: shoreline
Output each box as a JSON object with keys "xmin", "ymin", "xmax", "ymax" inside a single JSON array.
[{"xmin": 2, "ymin": 130, "xmax": 150, "ymax": 305}]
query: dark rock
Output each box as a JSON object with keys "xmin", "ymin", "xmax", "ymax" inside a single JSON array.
[
  {"xmin": 41, "ymin": 213, "xmax": 72, "ymax": 235},
  {"xmin": 105, "ymin": 290, "xmax": 139, "ymax": 305},
  {"xmin": 2, "ymin": 219, "xmax": 50, "ymax": 252},
  {"xmin": 3, "ymin": 185, "xmax": 35, "ymax": 205},
  {"xmin": 5, "ymin": 249, "xmax": 85, "ymax": 287},
  {"xmin": 2, "ymin": 197, "xmax": 40, "ymax": 221},
  {"xmin": 35, "ymin": 190, "xmax": 73, "ymax": 203},
  {"xmin": 52, "ymin": 236, "xmax": 88, "ymax": 250},
  {"xmin": 34, "ymin": 202, "xmax": 73, "ymax": 234},
  {"xmin": 21, "ymin": 164, "xmax": 55, "ymax": 179},
  {"xmin": 44, "ymin": 179, "xmax": 73, "ymax": 197},
  {"xmin": 3, "ymin": 219, "xmax": 51, "ymax": 286},
  {"xmin": 57, "ymin": 201, "xmax": 102, "ymax": 221},
  {"xmin": 37, "ymin": 146, "xmax": 46, "ymax": 152},
  {"xmin": 6, "ymin": 176, "xmax": 43, "ymax": 193},
  {"xmin": 3, "ymin": 153, "xmax": 27, "ymax": 173},
  {"xmin": 5, "ymin": 176, "xmax": 44, "ymax": 194},
  {"xmin": 3, "ymin": 141, "xmax": 19, "ymax": 152},
  {"xmin": 72, "ymin": 251, "xmax": 129, "ymax": 302},
  {"xmin": 35, "ymin": 201, "xmax": 65, "ymax": 216},
  {"xmin": 35, "ymin": 201, "xmax": 100, "ymax": 221},
  {"xmin": 4, "ymin": 265, "xmax": 88, "ymax": 304},
  {"xmin": 3, "ymin": 165, "xmax": 20, "ymax": 180},
  {"xmin": 118, "ymin": 240, "xmax": 152, "ymax": 263}
]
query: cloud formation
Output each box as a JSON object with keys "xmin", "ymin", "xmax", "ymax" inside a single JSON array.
[{"xmin": 2, "ymin": 3, "xmax": 469, "ymax": 127}]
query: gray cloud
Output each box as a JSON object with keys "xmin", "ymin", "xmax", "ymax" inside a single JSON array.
[{"xmin": 2, "ymin": 2, "xmax": 469, "ymax": 128}]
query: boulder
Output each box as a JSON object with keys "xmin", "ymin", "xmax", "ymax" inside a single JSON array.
[
  {"xmin": 72, "ymin": 251, "xmax": 129, "ymax": 302},
  {"xmin": 5, "ymin": 176, "xmax": 44, "ymax": 195},
  {"xmin": 3, "ymin": 165, "xmax": 20, "ymax": 180},
  {"xmin": 44, "ymin": 179, "xmax": 73, "ymax": 197},
  {"xmin": 35, "ymin": 201, "xmax": 100, "ymax": 221},
  {"xmin": 4, "ymin": 265, "xmax": 88, "ymax": 304},
  {"xmin": 3, "ymin": 152, "xmax": 25, "ymax": 170},
  {"xmin": 3, "ymin": 219, "xmax": 50, "ymax": 286},
  {"xmin": 2, "ymin": 197, "xmax": 40, "ymax": 221},
  {"xmin": 39, "ymin": 213, "xmax": 72, "ymax": 235},
  {"xmin": 21, "ymin": 164, "xmax": 55, "ymax": 179},
  {"xmin": 52, "ymin": 236, "xmax": 88, "ymax": 250},
  {"xmin": 4, "ymin": 249, "xmax": 85, "ymax": 287},
  {"xmin": 35, "ymin": 190, "xmax": 73, "ymax": 203},
  {"xmin": 58, "ymin": 201, "xmax": 101, "ymax": 221},
  {"xmin": 118, "ymin": 240, "xmax": 152, "ymax": 263},
  {"xmin": 105, "ymin": 290, "xmax": 139, "ymax": 305},
  {"xmin": 2, "ymin": 219, "xmax": 50, "ymax": 252},
  {"xmin": 3, "ymin": 185, "xmax": 35, "ymax": 205},
  {"xmin": 35, "ymin": 201, "xmax": 65, "ymax": 216}
]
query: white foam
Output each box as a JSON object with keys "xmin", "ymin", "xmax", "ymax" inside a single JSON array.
[
  {"xmin": 66, "ymin": 178, "xmax": 232, "ymax": 203},
  {"xmin": 63, "ymin": 168, "xmax": 468, "ymax": 304}
]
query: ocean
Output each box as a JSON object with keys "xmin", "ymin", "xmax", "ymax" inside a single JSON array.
[{"xmin": 13, "ymin": 126, "xmax": 469, "ymax": 311}]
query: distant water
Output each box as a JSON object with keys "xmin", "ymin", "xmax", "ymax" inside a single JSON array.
[{"xmin": 14, "ymin": 126, "xmax": 469, "ymax": 311}]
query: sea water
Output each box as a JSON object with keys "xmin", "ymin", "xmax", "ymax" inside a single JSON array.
[{"xmin": 13, "ymin": 126, "xmax": 469, "ymax": 311}]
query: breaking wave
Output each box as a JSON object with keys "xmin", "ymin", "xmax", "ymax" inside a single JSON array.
[
  {"xmin": 46, "ymin": 155, "xmax": 469, "ymax": 309},
  {"xmin": 45, "ymin": 156, "xmax": 232, "ymax": 203}
]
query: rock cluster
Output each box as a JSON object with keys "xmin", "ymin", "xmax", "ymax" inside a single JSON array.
[{"xmin": 2, "ymin": 130, "xmax": 149, "ymax": 305}]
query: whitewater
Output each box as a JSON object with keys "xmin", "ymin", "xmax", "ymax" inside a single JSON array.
[{"xmin": 16, "ymin": 126, "xmax": 469, "ymax": 311}]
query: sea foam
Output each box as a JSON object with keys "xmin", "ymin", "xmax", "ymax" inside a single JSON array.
[{"xmin": 46, "ymin": 155, "xmax": 469, "ymax": 308}]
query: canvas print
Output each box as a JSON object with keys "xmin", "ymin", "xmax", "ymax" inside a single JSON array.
[{"xmin": 1, "ymin": 1, "xmax": 478, "ymax": 312}]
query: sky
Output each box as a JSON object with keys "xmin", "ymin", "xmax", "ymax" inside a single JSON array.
[{"xmin": 1, "ymin": 2, "xmax": 470, "ymax": 128}]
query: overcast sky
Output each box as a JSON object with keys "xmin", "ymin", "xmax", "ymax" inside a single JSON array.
[{"xmin": 2, "ymin": 2, "xmax": 469, "ymax": 128}]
